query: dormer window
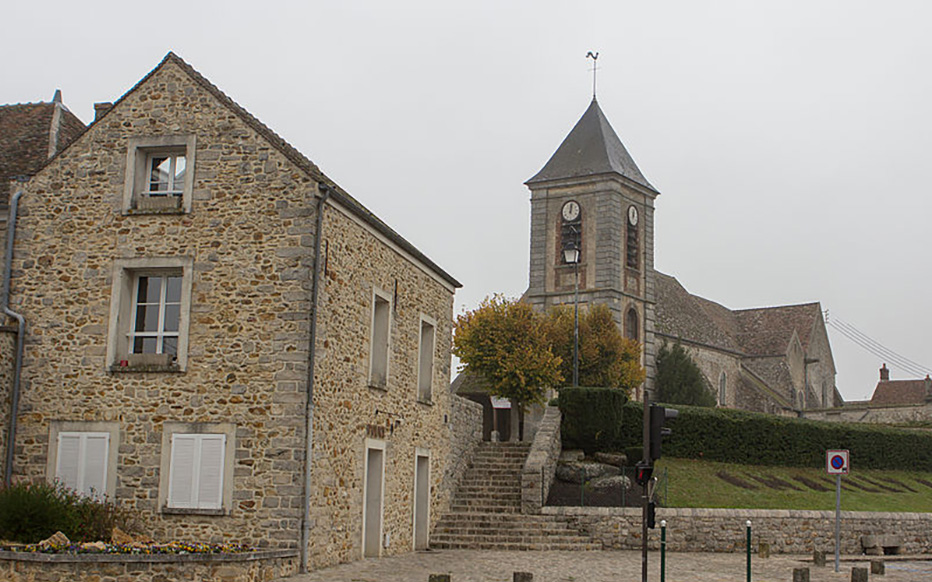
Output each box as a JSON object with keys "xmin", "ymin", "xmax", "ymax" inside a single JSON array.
[{"xmin": 146, "ymin": 153, "xmax": 186, "ymax": 197}]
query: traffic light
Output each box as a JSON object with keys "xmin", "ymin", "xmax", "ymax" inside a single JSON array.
[
  {"xmin": 649, "ymin": 404, "xmax": 678, "ymax": 462},
  {"xmin": 634, "ymin": 461, "xmax": 653, "ymax": 487},
  {"xmin": 647, "ymin": 501, "xmax": 657, "ymax": 529}
]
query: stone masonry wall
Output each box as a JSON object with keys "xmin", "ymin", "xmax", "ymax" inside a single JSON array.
[
  {"xmin": 0, "ymin": 551, "xmax": 298, "ymax": 582},
  {"xmin": 0, "ymin": 328, "xmax": 13, "ymax": 483},
  {"xmin": 305, "ymin": 201, "xmax": 457, "ymax": 569},
  {"xmin": 8, "ymin": 60, "xmax": 318, "ymax": 547},
  {"xmin": 521, "ymin": 405, "xmax": 561, "ymax": 514},
  {"xmin": 545, "ymin": 506, "xmax": 932, "ymax": 554},
  {"xmin": 442, "ymin": 394, "xmax": 482, "ymax": 510},
  {"xmin": 805, "ymin": 402, "xmax": 932, "ymax": 424}
]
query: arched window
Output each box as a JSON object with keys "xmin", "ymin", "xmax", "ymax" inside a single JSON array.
[
  {"xmin": 624, "ymin": 308, "xmax": 639, "ymax": 342},
  {"xmin": 626, "ymin": 206, "xmax": 639, "ymax": 270},
  {"xmin": 718, "ymin": 372, "xmax": 727, "ymax": 406}
]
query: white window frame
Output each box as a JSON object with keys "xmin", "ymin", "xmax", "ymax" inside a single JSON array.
[
  {"xmin": 123, "ymin": 135, "xmax": 196, "ymax": 214},
  {"xmin": 144, "ymin": 152, "xmax": 187, "ymax": 197},
  {"xmin": 128, "ymin": 273, "xmax": 183, "ymax": 357},
  {"xmin": 106, "ymin": 257, "xmax": 193, "ymax": 372},
  {"xmin": 46, "ymin": 421, "xmax": 119, "ymax": 499},
  {"xmin": 368, "ymin": 287, "xmax": 392, "ymax": 389},
  {"xmin": 416, "ymin": 314, "xmax": 437, "ymax": 403},
  {"xmin": 158, "ymin": 422, "xmax": 236, "ymax": 515}
]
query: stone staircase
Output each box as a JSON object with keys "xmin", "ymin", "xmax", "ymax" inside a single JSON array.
[{"xmin": 431, "ymin": 441, "xmax": 600, "ymax": 551}]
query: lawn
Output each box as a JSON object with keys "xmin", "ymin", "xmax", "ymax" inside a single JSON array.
[{"xmin": 656, "ymin": 457, "xmax": 932, "ymax": 512}]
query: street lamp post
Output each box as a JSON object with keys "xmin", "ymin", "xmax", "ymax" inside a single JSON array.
[{"xmin": 563, "ymin": 243, "xmax": 580, "ymax": 387}]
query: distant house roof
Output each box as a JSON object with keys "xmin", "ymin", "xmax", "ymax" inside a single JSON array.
[
  {"xmin": 655, "ymin": 271, "xmax": 822, "ymax": 357},
  {"xmin": 0, "ymin": 94, "xmax": 85, "ymax": 206},
  {"xmin": 450, "ymin": 369, "xmax": 491, "ymax": 395},
  {"xmin": 526, "ymin": 98, "xmax": 656, "ymax": 192},
  {"xmin": 870, "ymin": 378, "xmax": 931, "ymax": 406}
]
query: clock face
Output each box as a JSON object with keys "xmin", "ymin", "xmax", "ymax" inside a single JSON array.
[
  {"xmin": 627, "ymin": 205, "xmax": 639, "ymax": 226},
  {"xmin": 562, "ymin": 200, "xmax": 581, "ymax": 222}
]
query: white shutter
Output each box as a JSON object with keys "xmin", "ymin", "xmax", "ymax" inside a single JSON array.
[
  {"xmin": 196, "ymin": 435, "xmax": 226, "ymax": 510},
  {"xmin": 168, "ymin": 434, "xmax": 197, "ymax": 508},
  {"xmin": 56, "ymin": 434, "xmax": 82, "ymax": 491},
  {"xmin": 83, "ymin": 435, "xmax": 109, "ymax": 498}
]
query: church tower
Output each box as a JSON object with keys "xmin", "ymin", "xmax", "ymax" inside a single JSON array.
[{"xmin": 525, "ymin": 98, "xmax": 659, "ymax": 397}]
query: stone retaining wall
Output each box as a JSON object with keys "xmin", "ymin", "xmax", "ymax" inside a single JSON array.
[
  {"xmin": 804, "ymin": 403, "xmax": 932, "ymax": 424},
  {"xmin": 441, "ymin": 395, "xmax": 483, "ymax": 510},
  {"xmin": 521, "ymin": 406, "xmax": 561, "ymax": 513},
  {"xmin": 544, "ymin": 506, "xmax": 932, "ymax": 554},
  {"xmin": 0, "ymin": 550, "xmax": 298, "ymax": 582}
]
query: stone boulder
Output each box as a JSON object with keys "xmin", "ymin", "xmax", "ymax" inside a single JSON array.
[
  {"xmin": 555, "ymin": 461, "xmax": 620, "ymax": 484},
  {"xmin": 593, "ymin": 452, "xmax": 627, "ymax": 467},
  {"xmin": 589, "ymin": 474, "xmax": 631, "ymax": 490}
]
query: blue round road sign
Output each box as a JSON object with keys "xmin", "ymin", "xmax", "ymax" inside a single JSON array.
[{"xmin": 831, "ymin": 455, "xmax": 845, "ymax": 470}]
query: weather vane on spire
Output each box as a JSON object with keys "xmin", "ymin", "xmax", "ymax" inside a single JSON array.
[{"xmin": 586, "ymin": 51, "xmax": 599, "ymax": 99}]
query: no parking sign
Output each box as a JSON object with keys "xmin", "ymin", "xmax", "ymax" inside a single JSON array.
[{"xmin": 826, "ymin": 450, "xmax": 849, "ymax": 475}]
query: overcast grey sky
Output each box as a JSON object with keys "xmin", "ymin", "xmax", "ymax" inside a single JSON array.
[{"xmin": 3, "ymin": 0, "xmax": 930, "ymax": 400}]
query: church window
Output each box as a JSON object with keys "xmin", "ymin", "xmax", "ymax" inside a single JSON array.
[
  {"xmin": 560, "ymin": 201, "xmax": 582, "ymax": 264},
  {"xmin": 626, "ymin": 220, "xmax": 639, "ymax": 269},
  {"xmin": 624, "ymin": 308, "xmax": 639, "ymax": 342},
  {"xmin": 719, "ymin": 372, "xmax": 727, "ymax": 406}
]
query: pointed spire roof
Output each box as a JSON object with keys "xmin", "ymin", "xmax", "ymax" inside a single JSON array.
[{"xmin": 527, "ymin": 98, "xmax": 655, "ymax": 192}]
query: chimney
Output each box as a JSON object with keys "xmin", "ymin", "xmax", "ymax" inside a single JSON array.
[
  {"xmin": 94, "ymin": 102, "xmax": 113, "ymax": 122},
  {"xmin": 880, "ymin": 363, "xmax": 890, "ymax": 381}
]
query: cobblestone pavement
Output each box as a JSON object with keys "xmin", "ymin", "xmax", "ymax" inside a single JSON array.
[{"xmin": 285, "ymin": 550, "xmax": 932, "ymax": 582}]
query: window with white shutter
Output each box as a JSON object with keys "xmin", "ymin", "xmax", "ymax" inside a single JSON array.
[
  {"xmin": 167, "ymin": 433, "xmax": 226, "ymax": 510},
  {"xmin": 55, "ymin": 432, "xmax": 110, "ymax": 498}
]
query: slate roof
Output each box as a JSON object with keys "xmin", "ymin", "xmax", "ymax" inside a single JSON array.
[
  {"xmin": 450, "ymin": 370, "xmax": 490, "ymax": 395},
  {"xmin": 0, "ymin": 98, "xmax": 85, "ymax": 206},
  {"xmin": 526, "ymin": 98, "xmax": 656, "ymax": 192},
  {"xmin": 25, "ymin": 52, "xmax": 461, "ymax": 289},
  {"xmin": 655, "ymin": 271, "xmax": 822, "ymax": 357},
  {"xmin": 870, "ymin": 378, "xmax": 931, "ymax": 406}
]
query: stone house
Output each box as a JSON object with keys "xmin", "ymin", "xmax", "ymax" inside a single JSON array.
[{"xmin": 0, "ymin": 53, "xmax": 481, "ymax": 572}]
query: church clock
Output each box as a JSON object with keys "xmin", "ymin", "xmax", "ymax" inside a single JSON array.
[{"xmin": 562, "ymin": 200, "xmax": 580, "ymax": 222}]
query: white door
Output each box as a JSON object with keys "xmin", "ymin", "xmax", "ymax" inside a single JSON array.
[
  {"xmin": 413, "ymin": 454, "xmax": 430, "ymax": 550},
  {"xmin": 363, "ymin": 447, "xmax": 385, "ymax": 557}
]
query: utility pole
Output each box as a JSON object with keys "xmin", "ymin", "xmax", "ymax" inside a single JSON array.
[{"xmin": 641, "ymin": 389, "xmax": 651, "ymax": 582}]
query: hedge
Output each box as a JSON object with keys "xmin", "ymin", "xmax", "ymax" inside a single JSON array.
[
  {"xmin": 619, "ymin": 401, "xmax": 932, "ymax": 471},
  {"xmin": 558, "ymin": 387, "xmax": 628, "ymax": 454}
]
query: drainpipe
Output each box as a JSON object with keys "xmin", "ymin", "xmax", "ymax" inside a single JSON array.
[
  {"xmin": 2, "ymin": 190, "xmax": 26, "ymax": 487},
  {"xmin": 301, "ymin": 183, "xmax": 330, "ymax": 572}
]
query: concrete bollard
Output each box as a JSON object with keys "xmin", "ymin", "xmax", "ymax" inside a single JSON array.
[
  {"xmin": 813, "ymin": 550, "xmax": 826, "ymax": 567},
  {"xmin": 851, "ymin": 566, "xmax": 868, "ymax": 582},
  {"xmin": 759, "ymin": 541, "xmax": 771, "ymax": 559},
  {"xmin": 871, "ymin": 559, "xmax": 885, "ymax": 575},
  {"xmin": 514, "ymin": 573, "xmax": 534, "ymax": 582},
  {"xmin": 792, "ymin": 567, "xmax": 810, "ymax": 582},
  {"xmin": 429, "ymin": 575, "xmax": 452, "ymax": 582}
]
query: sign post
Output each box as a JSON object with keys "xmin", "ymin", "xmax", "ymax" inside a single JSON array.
[{"xmin": 826, "ymin": 450, "xmax": 849, "ymax": 573}]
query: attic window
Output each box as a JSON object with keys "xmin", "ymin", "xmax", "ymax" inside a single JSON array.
[{"xmin": 123, "ymin": 135, "xmax": 195, "ymax": 214}]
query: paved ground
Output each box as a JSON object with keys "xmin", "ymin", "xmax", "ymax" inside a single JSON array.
[{"xmin": 285, "ymin": 550, "xmax": 932, "ymax": 582}]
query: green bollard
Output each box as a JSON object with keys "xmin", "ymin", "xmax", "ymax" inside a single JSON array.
[
  {"xmin": 660, "ymin": 519, "xmax": 667, "ymax": 582},
  {"xmin": 746, "ymin": 520, "xmax": 752, "ymax": 582}
]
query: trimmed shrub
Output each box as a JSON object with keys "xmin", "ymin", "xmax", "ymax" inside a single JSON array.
[
  {"xmin": 558, "ymin": 387, "xmax": 628, "ymax": 454},
  {"xmin": 0, "ymin": 481, "xmax": 137, "ymax": 543},
  {"xmin": 618, "ymin": 401, "xmax": 932, "ymax": 470}
]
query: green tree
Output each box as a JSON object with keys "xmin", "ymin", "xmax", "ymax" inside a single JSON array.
[
  {"xmin": 453, "ymin": 295, "xmax": 563, "ymax": 411},
  {"xmin": 545, "ymin": 304, "xmax": 645, "ymax": 395},
  {"xmin": 655, "ymin": 341, "xmax": 716, "ymax": 407}
]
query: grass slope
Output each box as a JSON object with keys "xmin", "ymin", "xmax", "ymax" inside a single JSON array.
[{"xmin": 657, "ymin": 457, "xmax": 932, "ymax": 512}]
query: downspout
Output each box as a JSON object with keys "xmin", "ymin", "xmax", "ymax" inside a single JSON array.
[
  {"xmin": 2, "ymin": 190, "xmax": 26, "ymax": 487},
  {"xmin": 301, "ymin": 183, "xmax": 330, "ymax": 572}
]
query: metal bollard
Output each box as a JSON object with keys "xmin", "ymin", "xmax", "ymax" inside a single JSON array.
[
  {"xmin": 746, "ymin": 520, "xmax": 752, "ymax": 582},
  {"xmin": 792, "ymin": 567, "xmax": 810, "ymax": 582},
  {"xmin": 660, "ymin": 519, "xmax": 667, "ymax": 582}
]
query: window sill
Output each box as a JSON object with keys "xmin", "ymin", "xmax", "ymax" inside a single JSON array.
[
  {"xmin": 368, "ymin": 382, "xmax": 388, "ymax": 392},
  {"xmin": 417, "ymin": 397, "xmax": 433, "ymax": 406},
  {"xmin": 127, "ymin": 207, "xmax": 186, "ymax": 216},
  {"xmin": 161, "ymin": 506, "xmax": 226, "ymax": 517},
  {"xmin": 109, "ymin": 363, "xmax": 182, "ymax": 374}
]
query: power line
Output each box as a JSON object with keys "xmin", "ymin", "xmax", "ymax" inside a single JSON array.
[
  {"xmin": 830, "ymin": 317, "xmax": 932, "ymax": 376},
  {"xmin": 826, "ymin": 316, "xmax": 932, "ymax": 378}
]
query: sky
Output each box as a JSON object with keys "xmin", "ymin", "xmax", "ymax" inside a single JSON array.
[{"xmin": 2, "ymin": 0, "xmax": 930, "ymax": 401}]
